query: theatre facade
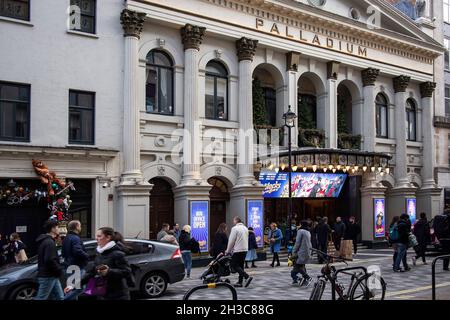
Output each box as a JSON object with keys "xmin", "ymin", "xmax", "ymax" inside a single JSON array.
[{"xmin": 115, "ymin": 0, "xmax": 444, "ymax": 246}]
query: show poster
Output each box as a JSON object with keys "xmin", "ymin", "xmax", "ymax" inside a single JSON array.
[
  {"xmin": 406, "ymin": 198, "xmax": 417, "ymax": 226},
  {"xmin": 259, "ymin": 171, "xmax": 347, "ymax": 199},
  {"xmin": 374, "ymin": 198, "xmax": 386, "ymax": 238},
  {"xmin": 247, "ymin": 200, "xmax": 264, "ymax": 248},
  {"xmin": 190, "ymin": 201, "xmax": 209, "ymax": 253}
]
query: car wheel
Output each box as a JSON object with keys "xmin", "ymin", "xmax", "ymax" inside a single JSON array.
[
  {"xmin": 9, "ymin": 284, "xmax": 37, "ymax": 300},
  {"xmin": 141, "ymin": 272, "xmax": 168, "ymax": 298}
]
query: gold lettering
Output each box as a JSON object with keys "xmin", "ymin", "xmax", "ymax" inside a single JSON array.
[
  {"xmin": 347, "ymin": 43, "xmax": 354, "ymax": 53},
  {"xmin": 256, "ymin": 18, "xmax": 264, "ymax": 29},
  {"xmin": 326, "ymin": 38, "xmax": 334, "ymax": 48},
  {"xmin": 299, "ymin": 30, "xmax": 307, "ymax": 42},
  {"xmin": 286, "ymin": 26, "xmax": 293, "ymax": 38},
  {"xmin": 358, "ymin": 46, "xmax": 368, "ymax": 57},
  {"xmin": 312, "ymin": 35, "xmax": 321, "ymax": 46},
  {"xmin": 270, "ymin": 23, "xmax": 280, "ymax": 34}
]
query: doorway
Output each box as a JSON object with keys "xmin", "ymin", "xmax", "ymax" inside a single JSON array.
[
  {"xmin": 149, "ymin": 178, "xmax": 174, "ymax": 240},
  {"xmin": 208, "ymin": 177, "xmax": 229, "ymax": 245}
]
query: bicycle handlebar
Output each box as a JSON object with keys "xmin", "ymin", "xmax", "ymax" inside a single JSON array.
[{"xmin": 310, "ymin": 248, "xmax": 350, "ymax": 264}]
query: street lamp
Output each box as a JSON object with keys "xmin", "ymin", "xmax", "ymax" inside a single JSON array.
[{"xmin": 283, "ymin": 105, "xmax": 297, "ymax": 228}]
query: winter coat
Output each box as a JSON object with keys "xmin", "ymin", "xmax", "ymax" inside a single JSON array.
[
  {"xmin": 316, "ymin": 222, "xmax": 332, "ymax": 245},
  {"xmin": 157, "ymin": 230, "xmax": 168, "ymax": 241},
  {"xmin": 333, "ymin": 221, "xmax": 346, "ymax": 239},
  {"xmin": 81, "ymin": 243, "xmax": 132, "ymax": 300},
  {"xmin": 248, "ymin": 231, "xmax": 258, "ymax": 250},
  {"xmin": 62, "ymin": 232, "xmax": 89, "ymax": 269},
  {"xmin": 268, "ymin": 228, "xmax": 283, "ymax": 253},
  {"xmin": 397, "ymin": 220, "xmax": 410, "ymax": 245},
  {"xmin": 226, "ymin": 223, "xmax": 249, "ymax": 253},
  {"xmin": 413, "ymin": 218, "xmax": 431, "ymax": 245},
  {"xmin": 292, "ymin": 228, "xmax": 312, "ymax": 265},
  {"xmin": 36, "ymin": 234, "xmax": 63, "ymax": 278},
  {"xmin": 344, "ymin": 222, "xmax": 361, "ymax": 240},
  {"xmin": 211, "ymin": 232, "xmax": 228, "ymax": 257},
  {"xmin": 179, "ymin": 230, "xmax": 191, "ymax": 252}
]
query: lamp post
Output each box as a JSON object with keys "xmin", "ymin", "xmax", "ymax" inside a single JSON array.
[{"xmin": 283, "ymin": 106, "xmax": 297, "ymax": 228}]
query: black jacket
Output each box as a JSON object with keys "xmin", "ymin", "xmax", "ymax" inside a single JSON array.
[
  {"xmin": 333, "ymin": 222, "xmax": 346, "ymax": 239},
  {"xmin": 36, "ymin": 234, "xmax": 63, "ymax": 278},
  {"xmin": 316, "ymin": 222, "xmax": 331, "ymax": 245},
  {"xmin": 413, "ymin": 218, "xmax": 431, "ymax": 245},
  {"xmin": 248, "ymin": 231, "xmax": 258, "ymax": 250},
  {"xmin": 81, "ymin": 244, "xmax": 132, "ymax": 300},
  {"xmin": 397, "ymin": 220, "xmax": 410, "ymax": 245},
  {"xmin": 345, "ymin": 222, "xmax": 361, "ymax": 240},
  {"xmin": 179, "ymin": 231, "xmax": 191, "ymax": 251},
  {"xmin": 62, "ymin": 232, "xmax": 89, "ymax": 269},
  {"xmin": 211, "ymin": 232, "xmax": 228, "ymax": 257}
]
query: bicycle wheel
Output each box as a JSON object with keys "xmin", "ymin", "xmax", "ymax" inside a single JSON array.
[
  {"xmin": 309, "ymin": 279, "xmax": 326, "ymax": 300},
  {"xmin": 350, "ymin": 275, "xmax": 386, "ymax": 300}
]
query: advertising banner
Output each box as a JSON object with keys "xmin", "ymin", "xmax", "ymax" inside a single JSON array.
[
  {"xmin": 406, "ymin": 198, "xmax": 417, "ymax": 226},
  {"xmin": 247, "ymin": 200, "xmax": 264, "ymax": 248},
  {"xmin": 374, "ymin": 198, "xmax": 386, "ymax": 238},
  {"xmin": 190, "ymin": 201, "xmax": 209, "ymax": 253}
]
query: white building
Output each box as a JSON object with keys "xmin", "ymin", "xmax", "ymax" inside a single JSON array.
[{"xmin": 0, "ymin": 0, "xmax": 445, "ymax": 249}]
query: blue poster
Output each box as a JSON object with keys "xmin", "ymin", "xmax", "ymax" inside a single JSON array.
[
  {"xmin": 190, "ymin": 201, "xmax": 209, "ymax": 253},
  {"xmin": 406, "ymin": 198, "xmax": 417, "ymax": 226},
  {"xmin": 247, "ymin": 200, "xmax": 264, "ymax": 248},
  {"xmin": 374, "ymin": 199, "xmax": 386, "ymax": 238}
]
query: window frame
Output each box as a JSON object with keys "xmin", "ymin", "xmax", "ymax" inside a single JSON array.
[
  {"xmin": 69, "ymin": 0, "xmax": 97, "ymax": 34},
  {"xmin": 406, "ymin": 99, "xmax": 417, "ymax": 142},
  {"xmin": 0, "ymin": 0, "xmax": 30, "ymax": 21},
  {"xmin": 205, "ymin": 61, "xmax": 229, "ymax": 121},
  {"xmin": 68, "ymin": 89, "xmax": 95, "ymax": 145},
  {"xmin": 145, "ymin": 50, "xmax": 175, "ymax": 116},
  {"xmin": 0, "ymin": 81, "xmax": 31, "ymax": 142},
  {"xmin": 445, "ymin": 0, "xmax": 450, "ymax": 24},
  {"xmin": 375, "ymin": 93, "xmax": 388, "ymax": 139}
]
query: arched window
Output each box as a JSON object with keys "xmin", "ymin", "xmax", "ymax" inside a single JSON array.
[
  {"xmin": 406, "ymin": 99, "xmax": 417, "ymax": 141},
  {"xmin": 146, "ymin": 50, "xmax": 174, "ymax": 115},
  {"xmin": 205, "ymin": 61, "xmax": 228, "ymax": 120},
  {"xmin": 376, "ymin": 93, "xmax": 388, "ymax": 138}
]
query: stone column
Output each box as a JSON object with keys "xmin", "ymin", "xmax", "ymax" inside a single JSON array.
[
  {"xmin": 236, "ymin": 37, "xmax": 258, "ymax": 186},
  {"xmin": 417, "ymin": 82, "xmax": 442, "ymax": 217},
  {"xmin": 393, "ymin": 75, "xmax": 411, "ymax": 188},
  {"xmin": 117, "ymin": 9, "xmax": 153, "ymax": 239},
  {"xmin": 180, "ymin": 24, "xmax": 206, "ymax": 185},
  {"xmin": 326, "ymin": 61, "xmax": 340, "ymax": 149},
  {"xmin": 286, "ymin": 51, "xmax": 301, "ymax": 148},
  {"xmin": 361, "ymin": 68, "xmax": 380, "ymax": 152}
]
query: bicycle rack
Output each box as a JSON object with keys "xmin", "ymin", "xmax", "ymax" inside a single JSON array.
[
  {"xmin": 183, "ymin": 282, "xmax": 238, "ymax": 301},
  {"xmin": 431, "ymin": 254, "xmax": 450, "ymax": 301}
]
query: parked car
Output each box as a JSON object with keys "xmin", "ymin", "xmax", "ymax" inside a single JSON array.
[{"xmin": 0, "ymin": 239, "xmax": 185, "ymax": 300}]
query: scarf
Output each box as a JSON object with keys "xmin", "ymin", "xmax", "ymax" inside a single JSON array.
[{"xmin": 97, "ymin": 241, "xmax": 116, "ymax": 254}]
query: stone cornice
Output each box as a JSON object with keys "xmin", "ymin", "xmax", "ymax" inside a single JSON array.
[
  {"xmin": 0, "ymin": 144, "xmax": 119, "ymax": 159},
  {"xmin": 120, "ymin": 9, "xmax": 146, "ymax": 39}
]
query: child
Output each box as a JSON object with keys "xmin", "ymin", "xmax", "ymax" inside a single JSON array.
[{"xmin": 245, "ymin": 227, "xmax": 258, "ymax": 268}]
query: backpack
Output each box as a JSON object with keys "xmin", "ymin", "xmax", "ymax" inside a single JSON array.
[
  {"xmin": 433, "ymin": 215, "xmax": 450, "ymax": 240},
  {"xmin": 389, "ymin": 224, "xmax": 399, "ymax": 242}
]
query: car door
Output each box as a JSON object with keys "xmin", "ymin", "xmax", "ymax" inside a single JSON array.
[{"xmin": 122, "ymin": 241, "xmax": 155, "ymax": 289}]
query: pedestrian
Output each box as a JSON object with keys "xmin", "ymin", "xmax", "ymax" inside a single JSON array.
[
  {"xmin": 437, "ymin": 209, "xmax": 450, "ymax": 271},
  {"xmin": 157, "ymin": 223, "xmax": 170, "ymax": 241},
  {"xmin": 179, "ymin": 225, "xmax": 193, "ymax": 279},
  {"xmin": 161, "ymin": 230, "xmax": 179, "ymax": 246},
  {"xmin": 268, "ymin": 223, "xmax": 283, "ymax": 267},
  {"xmin": 393, "ymin": 214, "xmax": 411, "ymax": 272},
  {"xmin": 291, "ymin": 220, "xmax": 313, "ymax": 287},
  {"xmin": 211, "ymin": 223, "xmax": 228, "ymax": 258},
  {"xmin": 35, "ymin": 220, "xmax": 64, "ymax": 300},
  {"xmin": 65, "ymin": 227, "xmax": 132, "ymax": 300},
  {"xmin": 316, "ymin": 217, "xmax": 332, "ymax": 264},
  {"xmin": 0, "ymin": 233, "xmax": 6, "ymax": 267},
  {"xmin": 332, "ymin": 217, "xmax": 346, "ymax": 251},
  {"xmin": 173, "ymin": 223, "xmax": 181, "ymax": 242},
  {"xmin": 344, "ymin": 216, "xmax": 361, "ymax": 256},
  {"xmin": 310, "ymin": 217, "xmax": 320, "ymax": 254},
  {"xmin": 245, "ymin": 227, "xmax": 258, "ymax": 268},
  {"xmin": 412, "ymin": 212, "xmax": 430, "ymax": 265},
  {"xmin": 226, "ymin": 217, "xmax": 253, "ymax": 288},
  {"xmin": 8, "ymin": 233, "xmax": 28, "ymax": 264},
  {"xmin": 61, "ymin": 220, "xmax": 89, "ymax": 300}
]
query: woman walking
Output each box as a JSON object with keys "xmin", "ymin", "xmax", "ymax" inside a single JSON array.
[
  {"xmin": 211, "ymin": 223, "xmax": 228, "ymax": 258},
  {"xmin": 291, "ymin": 221, "xmax": 312, "ymax": 287},
  {"xmin": 65, "ymin": 227, "xmax": 132, "ymax": 300},
  {"xmin": 268, "ymin": 223, "xmax": 283, "ymax": 267},
  {"xmin": 245, "ymin": 227, "xmax": 258, "ymax": 268},
  {"xmin": 8, "ymin": 233, "xmax": 28, "ymax": 264},
  {"xmin": 179, "ymin": 225, "xmax": 193, "ymax": 279},
  {"xmin": 412, "ymin": 212, "xmax": 431, "ymax": 265}
]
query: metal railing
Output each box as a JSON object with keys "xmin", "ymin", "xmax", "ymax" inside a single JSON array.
[
  {"xmin": 431, "ymin": 254, "xmax": 450, "ymax": 300},
  {"xmin": 183, "ymin": 282, "xmax": 238, "ymax": 301}
]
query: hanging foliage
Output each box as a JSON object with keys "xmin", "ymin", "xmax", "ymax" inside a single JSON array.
[
  {"xmin": 252, "ymin": 78, "xmax": 268, "ymax": 126},
  {"xmin": 337, "ymin": 96, "xmax": 349, "ymax": 134},
  {"xmin": 298, "ymin": 95, "xmax": 316, "ymax": 130}
]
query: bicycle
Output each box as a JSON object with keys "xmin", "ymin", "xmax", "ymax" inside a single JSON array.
[{"xmin": 309, "ymin": 248, "xmax": 387, "ymax": 300}]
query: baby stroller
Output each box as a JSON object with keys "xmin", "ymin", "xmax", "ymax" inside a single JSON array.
[{"xmin": 200, "ymin": 253, "xmax": 232, "ymax": 284}]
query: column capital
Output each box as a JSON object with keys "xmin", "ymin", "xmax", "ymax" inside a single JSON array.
[
  {"xmin": 393, "ymin": 75, "xmax": 411, "ymax": 93},
  {"xmin": 286, "ymin": 51, "xmax": 301, "ymax": 71},
  {"xmin": 236, "ymin": 37, "xmax": 258, "ymax": 62},
  {"xmin": 361, "ymin": 68, "xmax": 380, "ymax": 87},
  {"xmin": 327, "ymin": 61, "xmax": 341, "ymax": 80},
  {"xmin": 180, "ymin": 24, "xmax": 206, "ymax": 51},
  {"xmin": 420, "ymin": 81, "xmax": 436, "ymax": 98},
  {"xmin": 120, "ymin": 9, "xmax": 146, "ymax": 39}
]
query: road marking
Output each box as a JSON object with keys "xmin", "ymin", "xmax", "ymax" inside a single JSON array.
[{"xmin": 385, "ymin": 281, "xmax": 450, "ymax": 297}]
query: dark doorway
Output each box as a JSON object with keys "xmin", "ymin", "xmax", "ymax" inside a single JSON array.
[
  {"xmin": 149, "ymin": 178, "xmax": 174, "ymax": 240},
  {"xmin": 208, "ymin": 178, "xmax": 229, "ymax": 246}
]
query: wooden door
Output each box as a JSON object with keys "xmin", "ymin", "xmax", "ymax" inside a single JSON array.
[{"xmin": 149, "ymin": 179, "xmax": 174, "ymax": 240}]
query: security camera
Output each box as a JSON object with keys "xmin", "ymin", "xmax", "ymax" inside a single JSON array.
[{"xmin": 102, "ymin": 182, "xmax": 109, "ymax": 188}]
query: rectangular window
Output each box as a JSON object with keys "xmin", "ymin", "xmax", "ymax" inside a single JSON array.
[
  {"xmin": 69, "ymin": 90, "xmax": 94, "ymax": 145},
  {"xmin": 0, "ymin": 0, "xmax": 29, "ymax": 21},
  {"xmin": 445, "ymin": 0, "xmax": 450, "ymax": 24},
  {"xmin": 446, "ymin": 86, "xmax": 450, "ymax": 117},
  {"xmin": 445, "ymin": 39, "xmax": 450, "ymax": 70},
  {"xmin": 69, "ymin": 0, "xmax": 96, "ymax": 34},
  {"xmin": 0, "ymin": 81, "xmax": 30, "ymax": 141}
]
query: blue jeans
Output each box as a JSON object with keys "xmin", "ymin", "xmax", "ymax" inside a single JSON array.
[
  {"xmin": 35, "ymin": 277, "xmax": 64, "ymax": 300},
  {"xmin": 181, "ymin": 251, "xmax": 192, "ymax": 277},
  {"xmin": 394, "ymin": 243, "xmax": 407, "ymax": 271}
]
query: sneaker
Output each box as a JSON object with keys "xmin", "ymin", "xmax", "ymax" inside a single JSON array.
[
  {"xmin": 302, "ymin": 278, "xmax": 313, "ymax": 288},
  {"xmin": 412, "ymin": 257, "xmax": 417, "ymax": 266},
  {"xmin": 244, "ymin": 277, "xmax": 253, "ymax": 288},
  {"xmin": 393, "ymin": 268, "xmax": 404, "ymax": 273},
  {"xmin": 423, "ymin": 262, "xmax": 428, "ymax": 265},
  {"xmin": 292, "ymin": 280, "xmax": 299, "ymax": 285},
  {"xmin": 234, "ymin": 283, "xmax": 243, "ymax": 288},
  {"xmin": 404, "ymin": 266, "xmax": 411, "ymax": 271},
  {"xmin": 252, "ymin": 264, "xmax": 258, "ymax": 268}
]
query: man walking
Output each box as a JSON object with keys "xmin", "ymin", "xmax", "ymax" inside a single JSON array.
[
  {"xmin": 333, "ymin": 217, "xmax": 346, "ymax": 251},
  {"xmin": 344, "ymin": 216, "xmax": 361, "ymax": 255},
  {"xmin": 394, "ymin": 214, "xmax": 411, "ymax": 272},
  {"xmin": 226, "ymin": 217, "xmax": 253, "ymax": 288},
  {"xmin": 291, "ymin": 221, "xmax": 313, "ymax": 287},
  {"xmin": 35, "ymin": 220, "xmax": 64, "ymax": 300},
  {"xmin": 62, "ymin": 220, "xmax": 89, "ymax": 300},
  {"xmin": 157, "ymin": 223, "xmax": 170, "ymax": 241}
]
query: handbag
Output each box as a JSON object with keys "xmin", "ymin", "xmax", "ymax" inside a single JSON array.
[
  {"xmin": 15, "ymin": 249, "xmax": 28, "ymax": 264},
  {"xmin": 408, "ymin": 233, "xmax": 418, "ymax": 248},
  {"xmin": 84, "ymin": 276, "xmax": 107, "ymax": 297}
]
